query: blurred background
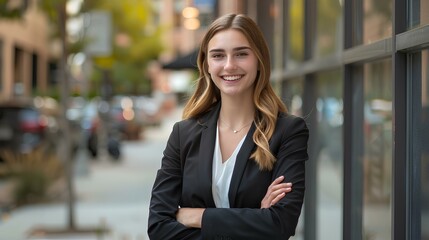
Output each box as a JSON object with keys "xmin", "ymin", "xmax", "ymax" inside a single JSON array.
[{"xmin": 0, "ymin": 0, "xmax": 428, "ymax": 240}]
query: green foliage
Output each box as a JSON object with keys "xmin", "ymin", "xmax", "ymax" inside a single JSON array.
[
  {"xmin": 38, "ymin": 0, "xmax": 66, "ymax": 21},
  {"xmin": 14, "ymin": 170, "xmax": 49, "ymax": 205},
  {"xmin": 1, "ymin": 0, "xmax": 165, "ymax": 97},
  {"xmin": 32, "ymin": 86, "xmax": 61, "ymax": 101},
  {"xmin": 82, "ymin": 0, "xmax": 165, "ymax": 96},
  {"xmin": 0, "ymin": 0, "xmax": 24, "ymax": 18}
]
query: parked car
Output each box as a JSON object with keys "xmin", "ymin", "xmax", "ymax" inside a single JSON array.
[{"xmin": 0, "ymin": 100, "xmax": 48, "ymax": 161}]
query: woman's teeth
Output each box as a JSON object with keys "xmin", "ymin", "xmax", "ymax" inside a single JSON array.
[{"xmin": 223, "ymin": 75, "xmax": 242, "ymax": 81}]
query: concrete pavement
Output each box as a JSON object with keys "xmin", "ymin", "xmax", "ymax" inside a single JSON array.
[{"xmin": 0, "ymin": 106, "xmax": 182, "ymax": 240}]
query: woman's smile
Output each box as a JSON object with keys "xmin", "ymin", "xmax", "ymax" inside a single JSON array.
[{"xmin": 222, "ymin": 75, "xmax": 244, "ymax": 81}]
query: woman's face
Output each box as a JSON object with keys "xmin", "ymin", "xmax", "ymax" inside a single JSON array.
[{"xmin": 207, "ymin": 29, "xmax": 259, "ymax": 98}]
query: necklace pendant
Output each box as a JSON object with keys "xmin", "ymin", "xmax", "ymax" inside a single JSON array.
[{"xmin": 233, "ymin": 130, "xmax": 238, "ymax": 133}]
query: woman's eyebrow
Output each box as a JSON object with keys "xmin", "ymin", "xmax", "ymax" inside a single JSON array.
[{"xmin": 208, "ymin": 46, "xmax": 251, "ymax": 53}]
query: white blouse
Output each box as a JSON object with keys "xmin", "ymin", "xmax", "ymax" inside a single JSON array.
[{"xmin": 212, "ymin": 125, "xmax": 246, "ymax": 208}]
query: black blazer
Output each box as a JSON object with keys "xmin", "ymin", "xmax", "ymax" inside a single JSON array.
[{"xmin": 148, "ymin": 102, "xmax": 309, "ymax": 240}]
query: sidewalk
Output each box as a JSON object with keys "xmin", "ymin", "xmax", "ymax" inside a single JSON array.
[{"xmin": 0, "ymin": 106, "xmax": 182, "ymax": 240}]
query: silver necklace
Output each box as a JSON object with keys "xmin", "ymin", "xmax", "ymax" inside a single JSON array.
[{"xmin": 219, "ymin": 118, "xmax": 253, "ymax": 133}]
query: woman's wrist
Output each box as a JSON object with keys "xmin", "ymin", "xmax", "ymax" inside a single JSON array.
[
  {"xmin": 176, "ymin": 208, "xmax": 206, "ymax": 228},
  {"xmin": 190, "ymin": 208, "xmax": 205, "ymax": 228}
]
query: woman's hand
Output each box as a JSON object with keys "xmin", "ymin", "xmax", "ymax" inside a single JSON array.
[
  {"xmin": 176, "ymin": 208, "xmax": 205, "ymax": 228},
  {"xmin": 261, "ymin": 176, "xmax": 292, "ymax": 208}
]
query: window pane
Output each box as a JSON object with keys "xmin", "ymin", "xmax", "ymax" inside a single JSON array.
[
  {"xmin": 409, "ymin": 0, "xmax": 429, "ymax": 29},
  {"xmin": 363, "ymin": 0, "xmax": 392, "ymax": 44},
  {"xmin": 286, "ymin": 0, "xmax": 304, "ymax": 69},
  {"xmin": 281, "ymin": 77, "xmax": 304, "ymax": 117},
  {"xmin": 314, "ymin": 0, "xmax": 343, "ymax": 58},
  {"xmin": 363, "ymin": 59, "xmax": 392, "ymax": 240},
  {"xmin": 314, "ymin": 69, "xmax": 343, "ymax": 240},
  {"xmin": 420, "ymin": 0, "xmax": 429, "ymax": 26},
  {"xmin": 421, "ymin": 49, "xmax": 429, "ymax": 240}
]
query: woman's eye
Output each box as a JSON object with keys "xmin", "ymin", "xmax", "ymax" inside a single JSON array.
[
  {"xmin": 236, "ymin": 52, "xmax": 249, "ymax": 57},
  {"xmin": 211, "ymin": 54, "xmax": 224, "ymax": 59}
]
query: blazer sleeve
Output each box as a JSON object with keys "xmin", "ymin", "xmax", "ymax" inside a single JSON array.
[
  {"xmin": 201, "ymin": 116, "xmax": 309, "ymax": 240},
  {"xmin": 148, "ymin": 122, "xmax": 201, "ymax": 240}
]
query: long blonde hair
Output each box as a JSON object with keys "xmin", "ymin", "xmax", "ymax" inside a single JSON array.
[{"xmin": 183, "ymin": 13, "xmax": 287, "ymax": 170}]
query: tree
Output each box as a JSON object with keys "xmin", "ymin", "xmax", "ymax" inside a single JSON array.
[
  {"xmin": 1, "ymin": 0, "xmax": 79, "ymax": 232},
  {"xmin": 81, "ymin": 0, "xmax": 165, "ymax": 96}
]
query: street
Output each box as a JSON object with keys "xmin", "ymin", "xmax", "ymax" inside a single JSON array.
[{"xmin": 0, "ymin": 106, "xmax": 182, "ymax": 240}]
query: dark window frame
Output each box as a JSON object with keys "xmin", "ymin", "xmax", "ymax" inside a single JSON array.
[{"xmin": 278, "ymin": 0, "xmax": 429, "ymax": 240}]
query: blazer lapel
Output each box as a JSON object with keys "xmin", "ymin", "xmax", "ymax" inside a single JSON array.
[
  {"xmin": 197, "ymin": 103, "xmax": 221, "ymax": 207},
  {"xmin": 228, "ymin": 123, "xmax": 256, "ymax": 207}
]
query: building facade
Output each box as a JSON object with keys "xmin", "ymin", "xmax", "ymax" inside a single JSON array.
[
  {"xmin": 0, "ymin": 0, "xmax": 52, "ymax": 101},
  {"xmin": 212, "ymin": 0, "xmax": 428, "ymax": 239},
  {"xmin": 142, "ymin": 0, "xmax": 429, "ymax": 238}
]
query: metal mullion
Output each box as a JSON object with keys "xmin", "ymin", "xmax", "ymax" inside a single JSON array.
[
  {"xmin": 392, "ymin": 52, "xmax": 408, "ymax": 240},
  {"xmin": 343, "ymin": 38, "xmax": 393, "ymax": 64},
  {"xmin": 344, "ymin": 65, "xmax": 364, "ymax": 240},
  {"xmin": 282, "ymin": 54, "xmax": 342, "ymax": 79},
  {"xmin": 303, "ymin": 0, "xmax": 317, "ymax": 239},
  {"xmin": 282, "ymin": 37, "xmax": 394, "ymax": 79},
  {"xmin": 392, "ymin": 0, "xmax": 407, "ymax": 239},
  {"xmin": 343, "ymin": 0, "xmax": 354, "ymax": 239},
  {"xmin": 407, "ymin": 52, "xmax": 422, "ymax": 240},
  {"xmin": 397, "ymin": 24, "xmax": 429, "ymax": 51},
  {"xmin": 302, "ymin": 73, "xmax": 317, "ymax": 240}
]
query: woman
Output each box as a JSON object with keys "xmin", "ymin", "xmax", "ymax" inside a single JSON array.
[{"xmin": 148, "ymin": 13, "xmax": 309, "ymax": 240}]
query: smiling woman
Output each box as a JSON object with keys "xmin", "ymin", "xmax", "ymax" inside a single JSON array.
[
  {"xmin": 207, "ymin": 29, "xmax": 259, "ymax": 98},
  {"xmin": 148, "ymin": 13, "xmax": 309, "ymax": 240}
]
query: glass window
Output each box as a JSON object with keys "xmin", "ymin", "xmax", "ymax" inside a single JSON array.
[
  {"xmin": 14, "ymin": 47, "xmax": 24, "ymax": 96},
  {"xmin": 286, "ymin": 0, "xmax": 304, "ymax": 69},
  {"xmin": 314, "ymin": 0, "xmax": 343, "ymax": 58},
  {"xmin": 363, "ymin": 0, "xmax": 392, "ymax": 44},
  {"xmin": 408, "ymin": 0, "xmax": 429, "ymax": 29},
  {"xmin": 281, "ymin": 77, "xmax": 304, "ymax": 117},
  {"xmin": 420, "ymin": 49, "xmax": 429, "ymax": 240},
  {"xmin": 31, "ymin": 53, "xmax": 38, "ymax": 90},
  {"xmin": 314, "ymin": 69, "xmax": 343, "ymax": 240},
  {"xmin": 420, "ymin": 0, "xmax": 429, "ymax": 26},
  {"xmin": 194, "ymin": 0, "xmax": 215, "ymax": 27},
  {"xmin": 362, "ymin": 59, "xmax": 392, "ymax": 240}
]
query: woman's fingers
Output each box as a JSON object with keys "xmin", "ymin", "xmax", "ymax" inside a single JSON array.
[
  {"xmin": 270, "ymin": 175, "xmax": 285, "ymax": 186},
  {"xmin": 260, "ymin": 176, "xmax": 292, "ymax": 208},
  {"xmin": 270, "ymin": 186, "xmax": 292, "ymax": 206},
  {"xmin": 269, "ymin": 182, "xmax": 292, "ymax": 192},
  {"xmin": 271, "ymin": 192, "xmax": 285, "ymax": 205}
]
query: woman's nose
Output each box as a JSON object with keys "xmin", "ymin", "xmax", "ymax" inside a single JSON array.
[{"xmin": 224, "ymin": 56, "xmax": 237, "ymax": 70}]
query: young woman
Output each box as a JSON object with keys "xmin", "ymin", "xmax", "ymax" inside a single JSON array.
[{"xmin": 148, "ymin": 13, "xmax": 309, "ymax": 240}]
